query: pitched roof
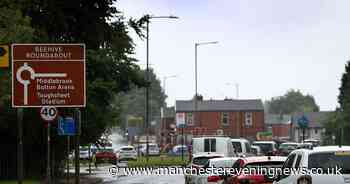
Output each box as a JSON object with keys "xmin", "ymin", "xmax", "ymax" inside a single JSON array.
[
  {"xmin": 175, "ymin": 99, "xmax": 264, "ymax": 112},
  {"xmin": 291, "ymin": 111, "xmax": 333, "ymax": 128}
]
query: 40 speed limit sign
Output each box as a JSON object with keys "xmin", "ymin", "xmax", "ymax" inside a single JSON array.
[{"xmin": 40, "ymin": 106, "xmax": 58, "ymax": 122}]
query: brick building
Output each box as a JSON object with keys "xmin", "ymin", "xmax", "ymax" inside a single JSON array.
[
  {"xmin": 265, "ymin": 114, "xmax": 292, "ymax": 140},
  {"xmin": 175, "ymin": 99, "xmax": 265, "ymax": 142}
]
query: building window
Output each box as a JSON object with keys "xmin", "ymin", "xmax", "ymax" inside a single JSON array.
[
  {"xmin": 245, "ymin": 112, "xmax": 253, "ymax": 127},
  {"xmin": 221, "ymin": 112, "xmax": 229, "ymax": 126},
  {"xmin": 315, "ymin": 129, "xmax": 318, "ymax": 134},
  {"xmin": 186, "ymin": 113, "xmax": 194, "ymax": 126},
  {"xmin": 204, "ymin": 138, "xmax": 216, "ymax": 152}
]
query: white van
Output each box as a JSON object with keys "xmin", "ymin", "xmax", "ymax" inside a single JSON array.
[
  {"xmin": 231, "ymin": 138, "xmax": 253, "ymax": 157},
  {"xmin": 192, "ymin": 137, "xmax": 236, "ymax": 158}
]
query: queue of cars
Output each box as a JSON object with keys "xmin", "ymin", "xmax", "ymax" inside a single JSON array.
[{"xmin": 185, "ymin": 136, "xmax": 350, "ymax": 184}]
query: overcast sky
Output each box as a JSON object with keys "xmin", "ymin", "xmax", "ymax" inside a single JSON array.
[{"xmin": 117, "ymin": 0, "xmax": 350, "ymax": 111}]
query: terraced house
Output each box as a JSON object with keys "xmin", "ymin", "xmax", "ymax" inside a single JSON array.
[{"xmin": 175, "ymin": 98, "xmax": 265, "ymax": 142}]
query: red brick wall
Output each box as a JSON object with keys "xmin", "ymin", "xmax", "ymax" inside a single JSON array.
[
  {"xmin": 241, "ymin": 111, "xmax": 265, "ymax": 139},
  {"xmin": 272, "ymin": 124, "xmax": 290, "ymax": 138},
  {"xmin": 180, "ymin": 111, "xmax": 264, "ymax": 139}
]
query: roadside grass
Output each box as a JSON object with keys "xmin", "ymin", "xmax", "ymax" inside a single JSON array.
[
  {"xmin": 0, "ymin": 180, "xmax": 39, "ymax": 184},
  {"xmin": 127, "ymin": 155, "xmax": 188, "ymax": 168}
]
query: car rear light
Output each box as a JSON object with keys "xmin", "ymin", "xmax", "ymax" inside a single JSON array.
[{"xmin": 207, "ymin": 175, "xmax": 222, "ymax": 182}]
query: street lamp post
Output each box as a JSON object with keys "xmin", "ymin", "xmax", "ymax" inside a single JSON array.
[
  {"xmin": 163, "ymin": 75, "xmax": 177, "ymax": 96},
  {"xmin": 145, "ymin": 15, "xmax": 178, "ymax": 162},
  {"xmin": 226, "ymin": 82, "xmax": 239, "ymax": 99},
  {"xmin": 194, "ymin": 41, "xmax": 218, "ymax": 128}
]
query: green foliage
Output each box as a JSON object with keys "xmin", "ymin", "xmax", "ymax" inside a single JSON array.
[
  {"xmin": 118, "ymin": 69, "xmax": 166, "ymax": 130},
  {"xmin": 323, "ymin": 111, "xmax": 337, "ymax": 144},
  {"xmin": 127, "ymin": 156, "xmax": 188, "ymax": 168},
  {"xmin": 0, "ymin": 0, "xmax": 150, "ymax": 179},
  {"xmin": 127, "ymin": 116, "xmax": 143, "ymax": 127},
  {"xmin": 338, "ymin": 62, "xmax": 350, "ymax": 120},
  {"xmin": 0, "ymin": 0, "xmax": 34, "ymax": 43},
  {"xmin": 326, "ymin": 61, "xmax": 350, "ymax": 145},
  {"xmin": 265, "ymin": 89, "xmax": 319, "ymax": 115}
]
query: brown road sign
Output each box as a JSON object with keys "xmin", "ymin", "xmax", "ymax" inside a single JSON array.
[{"xmin": 12, "ymin": 44, "xmax": 85, "ymax": 107}]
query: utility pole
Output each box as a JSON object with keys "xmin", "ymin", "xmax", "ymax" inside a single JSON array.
[{"xmin": 145, "ymin": 18, "xmax": 150, "ymax": 162}]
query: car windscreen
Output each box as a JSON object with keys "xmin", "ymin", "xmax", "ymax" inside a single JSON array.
[
  {"xmin": 193, "ymin": 156, "xmax": 221, "ymax": 166},
  {"xmin": 149, "ymin": 145, "xmax": 158, "ymax": 149},
  {"xmin": 98, "ymin": 149, "xmax": 114, "ymax": 153},
  {"xmin": 280, "ymin": 144, "xmax": 298, "ymax": 150},
  {"xmin": 253, "ymin": 143, "xmax": 273, "ymax": 154},
  {"xmin": 232, "ymin": 142, "xmax": 242, "ymax": 152},
  {"xmin": 308, "ymin": 152, "xmax": 350, "ymax": 174}
]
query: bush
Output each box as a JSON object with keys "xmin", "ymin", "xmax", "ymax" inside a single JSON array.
[{"xmin": 127, "ymin": 156, "xmax": 188, "ymax": 168}]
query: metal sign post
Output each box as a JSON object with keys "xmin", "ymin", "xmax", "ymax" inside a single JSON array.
[
  {"xmin": 47, "ymin": 122, "xmax": 51, "ymax": 184},
  {"xmin": 181, "ymin": 127, "xmax": 184, "ymax": 161},
  {"xmin": 75, "ymin": 109, "xmax": 81, "ymax": 184},
  {"xmin": 11, "ymin": 44, "xmax": 86, "ymax": 184},
  {"xmin": 298, "ymin": 115, "xmax": 309, "ymax": 143},
  {"xmin": 57, "ymin": 116, "xmax": 76, "ymax": 183},
  {"xmin": 40, "ymin": 106, "xmax": 57, "ymax": 184},
  {"xmin": 17, "ymin": 108, "xmax": 23, "ymax": 184},
  {"xmin": 67, "ymin": 136, "xmax": 70, "ymax": 184}
]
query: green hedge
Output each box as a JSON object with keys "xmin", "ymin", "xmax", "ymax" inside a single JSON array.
[{"xmin": 127, "ymin": 156, "xmax": 188, "ymax": 168}]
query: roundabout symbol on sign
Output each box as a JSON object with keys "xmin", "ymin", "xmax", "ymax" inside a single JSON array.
[{"xmin": 40, "ymin": 106, "xmax": 58, "ymax": 122}]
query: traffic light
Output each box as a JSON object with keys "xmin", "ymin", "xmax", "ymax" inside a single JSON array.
[{"xmin": 0, "ymin": 45, "xmax": 9, "ymax": 67}]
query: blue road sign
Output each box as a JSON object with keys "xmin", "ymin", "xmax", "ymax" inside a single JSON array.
[
  {"xmin": 58, "ymin": 116, "xmax": 76, "ymax": 136},
  {"xmin": 297, "ymin": 115, "xmax": 309, "ymax": 129},
  {"xmin": 177, "ymin": 124, "xmax": 187, "ymax": 128}
]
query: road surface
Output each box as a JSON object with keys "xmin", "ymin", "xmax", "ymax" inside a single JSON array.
[{"xmin": 87, "ymin": 165, "xmax": 185, "ymax": 184}]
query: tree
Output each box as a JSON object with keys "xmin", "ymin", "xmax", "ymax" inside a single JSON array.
[
  {"xmin": 265, "ymin": 89, "xmax": 319, "ymax": 115},
  {"xmin": 118, "ymin": 69, "xmax": 166, "ymax": 131},
  {"xmin": 332, "ymin": 61, "xmax": 350, "ymax": 144},
  {"xmin": 0, "ymin": 0, "xmax": 148, "ymax": 179}
]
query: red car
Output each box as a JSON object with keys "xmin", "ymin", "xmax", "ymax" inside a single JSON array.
[
  {"xmin": 95, "ymin": 147, "xmax": 117, "ymax": 164},
  {"xmin": 227, "ymin": 156, "xmax": 286, "ymax": 184}
]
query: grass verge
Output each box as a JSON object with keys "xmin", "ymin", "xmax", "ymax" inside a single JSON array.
[
  {"xmin": 127, "ymin": 155, "xmax": 188, "ymax": 168},
  {"xmin": 0, "ymin": 180, "xmax": 39, "ymax": 184}
]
